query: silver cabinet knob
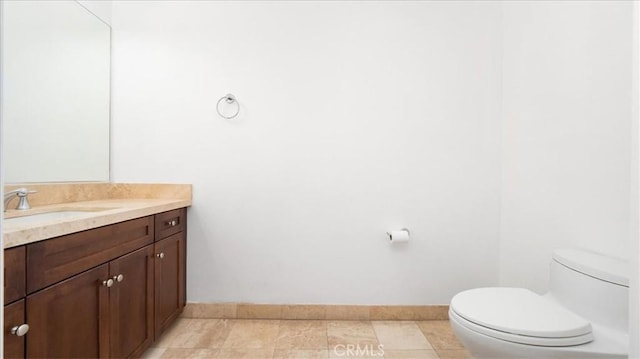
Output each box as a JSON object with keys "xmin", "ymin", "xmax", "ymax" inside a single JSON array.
[
  {"xmin": 102, "ymin": 278, "xmax": 114, "ymax": 287},
  {"xmin": 11, "ymin": 324, "xmax": 29, "ymax": 336},
  {"xmin": 113, "ymin": 274, "xmax": 124, "ymax": 282},
  {"xmin": 156, "ymin": 252, "xmax": 165, "ymax": 259},
  {"xmin": 166, "ymin": 220, "xmax": 177, "ymax": 227}
]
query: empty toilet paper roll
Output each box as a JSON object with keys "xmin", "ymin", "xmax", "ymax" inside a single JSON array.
[{"xmin": 388, "ymin": 229, "xmax": 410, "ymax": 243}]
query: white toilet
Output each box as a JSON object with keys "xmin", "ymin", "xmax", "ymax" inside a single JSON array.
[{"xmin": 449, "ymin": 248, "xmax": 628, "ymax": 359}]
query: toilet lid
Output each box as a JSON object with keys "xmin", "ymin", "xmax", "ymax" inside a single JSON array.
[{"xmin": 451, "ymin": 288, "xmax": 593, "ymax": 342}]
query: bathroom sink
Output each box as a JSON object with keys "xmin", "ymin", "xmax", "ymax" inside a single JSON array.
[{"xmin": 4, "ymin": 210, "xmax": 96, "ymax": 225}]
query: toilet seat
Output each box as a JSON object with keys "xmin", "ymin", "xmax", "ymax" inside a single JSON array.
[{"xmin": 450, "ymin": 287, "xmax": 594, "ymax": 347}]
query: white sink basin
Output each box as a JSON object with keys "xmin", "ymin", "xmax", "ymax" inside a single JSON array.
[{"xmin": 5, "ymin": 211, "xmax": 94, "ymax": 225}]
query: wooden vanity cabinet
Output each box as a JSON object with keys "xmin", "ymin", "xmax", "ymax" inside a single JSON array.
[{"xmin": 3, "ymin": 208, "xmax": 187, "ymax": 359}]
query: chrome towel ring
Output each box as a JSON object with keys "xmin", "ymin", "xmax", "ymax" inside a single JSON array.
[{"xmin": 216, "ymin": 93, "xmax": 240, "ymax": 119}]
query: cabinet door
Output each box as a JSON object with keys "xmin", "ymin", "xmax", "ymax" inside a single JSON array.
[
  {"xmin": 154, "ymin": 232, "xmax": 186, "ymax": 339},
  {"xmin": 4, "ymin": 300, "xmax": 26, "ymax": 359},
  {"xmin": 109, "ymin": 245, "xmax": 154, "ymax": 359},
  {"xmin": 26, "ymin": 264, "xmax": 110, "ymax": 358}
]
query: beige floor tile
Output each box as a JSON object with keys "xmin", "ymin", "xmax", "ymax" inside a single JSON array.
[
  {"xmin": 371, "ymin": 321, "xmax": 432, "ymax": 350},
  {"xmin": 435, "ymin": 349, "xmax": 472, "ymax": 359},
  {"xmin": 140, "ymin": 347, "xmax": 167, "ymax": 359},
  {"xmin": 383, "ymin": 349, "xmax": 440, "ymax": 359},
  {"xmin": 416, "ymin": 321, "xmax": 465, "ymax": 350},
  {"xmin": 214, "ymin": 348, "xmax": 274, "ymax": 359},
  {"xmin": 166, "ymin": 319, "xmax": 235, "ymax": 348},
  {"xmin": 327, "ymin": 321, "xmax": 380, "ymax": 348},
  {"xmin": 222, "ymin": 319, "xmax": 281, "ymax": 349},
  {"xmin": 160, "ymin": 348, "xmax": 219, "ymax": 359},
  {"xmin": 148, "ymin": 317, "xmax": 463, "ymax": 358},
  {"xmin": 154, "ymin": 318, "xmax": 196, "ymax": 348},
  {"xmin": 273, "ymin": 349, "xmax": 329, "ymax": 359},
  {"xmin": 276, "ymin": 320, "xmax": 328, "ymax": 349}
]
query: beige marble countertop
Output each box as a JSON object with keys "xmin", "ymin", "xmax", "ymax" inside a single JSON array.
[{"xmin": 3, "ymin": 183, "xmax": 192, "ymax": 248}]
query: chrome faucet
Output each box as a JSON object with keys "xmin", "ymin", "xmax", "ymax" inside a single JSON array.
[{"xmin": 4, "ymin": 188, "xmax": 37, "ymax": 211}]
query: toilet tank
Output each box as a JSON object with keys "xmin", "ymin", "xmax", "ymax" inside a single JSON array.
[{"xmin": 547, "ymin": 248, "xmax": 628, "ymax": 332}]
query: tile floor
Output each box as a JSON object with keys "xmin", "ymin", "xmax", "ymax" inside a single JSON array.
[{"xmin": 142, "ymin": 318, "xmax": 471, "ymax": 359}]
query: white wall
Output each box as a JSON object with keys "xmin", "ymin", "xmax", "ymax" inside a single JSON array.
[
  {"xmin": 109, "ymin": 0, "xmax": 634, "ymax": 311},
  {"xmin": 110, "ymin": 1, "xmax": 503, "ymax": 304},
  {"xmin": 500, "ymin": 1, "xmax": 633, "ymax": 293}
]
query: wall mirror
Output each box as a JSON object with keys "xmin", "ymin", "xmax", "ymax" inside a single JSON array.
[{"xmin": 1, "ymin": 0, "xmax": 110, "ymax": 183}]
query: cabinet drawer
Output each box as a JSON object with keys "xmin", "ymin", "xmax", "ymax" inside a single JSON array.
[
  {"xmin": 27, "ymin": 216, "xmax": 154, "ymax": 293},
  {"xmin": 4, "ymin": 246, "xmax": 26, "ymax": 304},
  {"xmin": 155, "ymin": 208, "xmax": 186, "ymax": 240}
]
